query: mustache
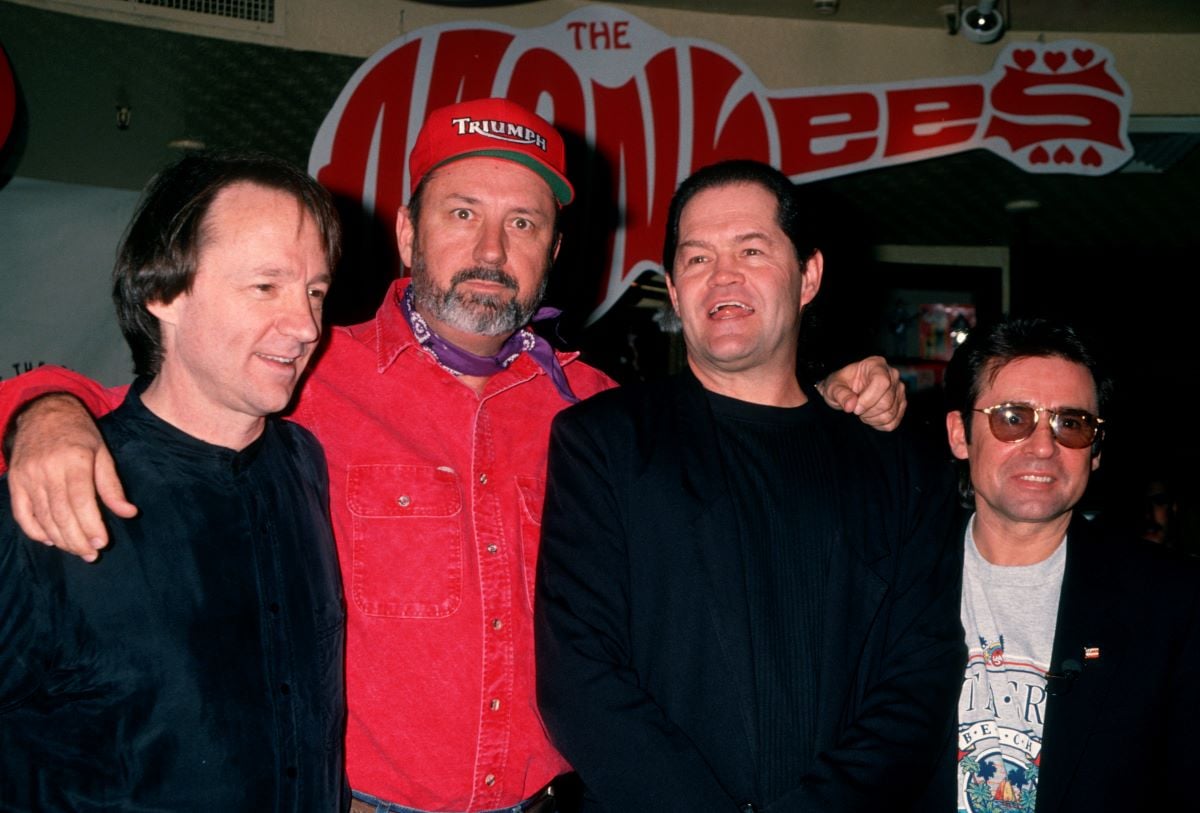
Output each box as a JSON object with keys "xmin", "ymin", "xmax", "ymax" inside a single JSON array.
[{"xmin": 450, "ymin": 267, "xmax": 519, "ymax": 292}]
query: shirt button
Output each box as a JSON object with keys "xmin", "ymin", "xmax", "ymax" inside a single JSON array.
[
  {"xmin": 485, "ymin": 774, "xmax": 496, "ymax": 786},
  {"xmin": 280, "ymin": 683, "xmax": 291, "ymax": 695},
  {"xmin": 397, "ymin": 495, "xmax": 411, "ymax": 507},
  {"xmin": 490, "ymin": 698, "xmax": 501, "ymax": 711},
  {"xmin": 491, "ymin": 618, "xmax": 503, "ymax": 630},
  {"xmin": 486, "ymin": 544, "xmax": 498, "ymax": 554},
  {"xmin": 479, "ymin": 473, "xmax": 488, "ymax": 484}
]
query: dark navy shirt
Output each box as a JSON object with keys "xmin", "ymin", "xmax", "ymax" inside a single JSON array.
[{"xmin": 0, "ymin": 382, "xmax": 347, "ymax": 811}]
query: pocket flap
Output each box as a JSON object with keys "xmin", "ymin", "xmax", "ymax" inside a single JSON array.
[{"xmin": 347, "ymin": 465, "xmax": 462, "ymax": 518}]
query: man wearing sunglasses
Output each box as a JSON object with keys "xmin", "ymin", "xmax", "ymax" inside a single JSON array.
[{"xmin": 943, "ymin": 318, "xmax": 1199, "ymax": 813}]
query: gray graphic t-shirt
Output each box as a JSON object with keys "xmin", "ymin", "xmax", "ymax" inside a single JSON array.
[{"xmin": 957, "ymin": 518, "xmax": 1066, "ymax": 813}]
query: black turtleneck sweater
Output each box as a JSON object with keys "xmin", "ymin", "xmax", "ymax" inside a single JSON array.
[{"xmin": 708, "ymin": 390, "xmax": 838, "ymax": 805}]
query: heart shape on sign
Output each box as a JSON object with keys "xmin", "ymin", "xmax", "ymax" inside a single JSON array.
[
  {"xmin": 1013, "ymin": 49, "xmax": 1035, "ymax": 70},
  {"xmin": 1030, "ymin": 146, "xmax": 1050, "ymax": 164},
  {"xmin": 1053, "ymin": 145, "xmax": 1074, "ymax": 164},
  {"xmin": 1081, "ymin": 146, "xmax": 1102, "ymax": 167},
  {"xmin": 1073, "ymin": 48, "xmax": 1095, "ymax": 67},
  {"xmin": 1044, "ymin": 52, "xmax": 1067, "ymax": 72}
]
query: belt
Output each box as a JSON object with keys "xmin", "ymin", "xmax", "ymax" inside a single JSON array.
[{"xmin": 349, "ymin": 777, "xmax": 565, "ymax": 813}]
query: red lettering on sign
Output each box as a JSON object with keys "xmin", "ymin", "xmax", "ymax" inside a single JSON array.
[
  {"xmin": 885, "ymin": 84, "xmax": 983, "ymax": 157},
  {"xmin": 310, "ymin": 11, "xmax": 1134, "ymax": 323},
  {"xmin": 423, "ymin": 29, "xmax": 514, "ymax": 126},
  {"xmin": 771, "ymin": 92, "xmax": 879, "ymax": 175},
  {"xmin": 507, "ymin": 47, "xmax": 587, "ymax": 139},
  {"xmin": 688, "ymin": 47, "xmax": 770, "ymax": 172},
  {"xmin": 567, "ymin": 20, "xmax": 632, "ymax": 50},
  {"xmin": 986, "ymin": 62, "xmax": 1125, "ymax": 151},
  {"xmin": 591, "ymin": 49, "xmax": 682, "ymax": 289},
  {"xmin": 315, "ymin": 40, "xmax": 421, "ymax": 221}
]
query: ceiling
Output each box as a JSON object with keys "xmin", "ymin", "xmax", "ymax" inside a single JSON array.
[{"xmin": 611, "ymin": 0, "xmax": 1200, "ymax": 33}]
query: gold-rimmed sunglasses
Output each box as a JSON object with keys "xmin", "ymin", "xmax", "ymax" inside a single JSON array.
[{"xmin": 974, "ymin": 403, "xmax": 1104, "ymax": 450}]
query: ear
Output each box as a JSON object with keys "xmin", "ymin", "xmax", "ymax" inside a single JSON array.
[
  {"xmin": 947, "ymin": 410, "xmax": 970, "ymax": 461},
  {"xmin": 799, "ymin": 249, "xmax": 824, "ymax": 309},
  {"xmin": 146, "ymin": 297, "xmax": 181, "ymax": 328},
  {"xmin": 665, "ymin": 272, "xmax": 680, "ymax": 313},
  {"xmin": 396, "ymin": 206, "xmax": 415, "ymax": 269},
  {"xmin": 551, "ymin": 231, "xmax": 562, "ymax": 264},
  {"xmin": 1091, "ymin": 451, "xmax": 1102, "ymax": 472}
]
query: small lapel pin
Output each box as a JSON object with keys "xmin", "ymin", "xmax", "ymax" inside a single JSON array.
[{"xmin": 1083, "ymin": 646, "xmax": 1101, "ymax": 660}]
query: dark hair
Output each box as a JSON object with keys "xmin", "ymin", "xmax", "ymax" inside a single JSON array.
[
  {"xmin": 945, "ymin": 317, "xmax": 1112, "ymax": 437},
  {"xmin": 662, "ymin": 159, "xmax": 816, "ymax": 276},
  {"xmin": 113, "ymin": 150, "xmax": 341, "ymax": 377}
]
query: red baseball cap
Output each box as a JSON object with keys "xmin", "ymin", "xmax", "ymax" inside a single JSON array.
[{"xmin": 409, "ymin": 98, "xmax": 574, "ymax": 205}]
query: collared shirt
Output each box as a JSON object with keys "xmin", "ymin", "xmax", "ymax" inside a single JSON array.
[
  {"xmin": 291, "ymin": 280, "xmax": 614, "ymax": 810},
  {"xmin": 0, "ymin": 383, "xmax": 346, "ymax": 811},
  {"xmin": 0, "ymin": 280, "xmax": 614, "ymax": 811}
]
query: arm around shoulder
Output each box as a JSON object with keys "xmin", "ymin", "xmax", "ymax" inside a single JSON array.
[{"xmin": 2, "ymin": 367, "xmax": 134, "ymax": 558}]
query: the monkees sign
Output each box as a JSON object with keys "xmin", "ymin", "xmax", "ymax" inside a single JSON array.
[{"xmin": 311, "ymin": 5, "xmax": 1132, "ymax": 321}]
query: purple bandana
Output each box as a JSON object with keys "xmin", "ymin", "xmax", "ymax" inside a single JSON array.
[{"xmin": 401, "ymin": 284, "xmax": 579, "ymax": 404}]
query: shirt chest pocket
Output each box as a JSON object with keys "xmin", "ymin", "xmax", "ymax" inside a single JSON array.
[{"xmin": 346, "ymin": 464, "xmax": 464, "ymax": 618}]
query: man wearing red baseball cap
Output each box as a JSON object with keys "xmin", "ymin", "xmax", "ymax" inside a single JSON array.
[{"xmin": 1, "ymin": 98, "xmax": 904, "ymax": 813}]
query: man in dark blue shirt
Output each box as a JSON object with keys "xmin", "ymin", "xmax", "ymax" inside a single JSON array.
[{"xmin": 0, "ymin": 152, "xmax": 348, "ymax": 811}]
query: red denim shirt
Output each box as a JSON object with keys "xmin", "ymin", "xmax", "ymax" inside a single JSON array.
[{"xmin": 0, "ymin": 279, "xmax": 615, "ymax": 811}]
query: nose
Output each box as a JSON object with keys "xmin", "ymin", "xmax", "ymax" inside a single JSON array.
[
  {"xmin": 473, "ymin": 218, "xmax": 508, "ymax": 267},
  {"xmin": 278, "ymin": 289, "xmax": 321, "ymax": 344},
  {"xmin": 707, "ymin": 253, "xmax": 744, "ymax": 286},
  {"xmin": 1025, "ymin": 413, "xmax": 1058, "ymax": 458}
]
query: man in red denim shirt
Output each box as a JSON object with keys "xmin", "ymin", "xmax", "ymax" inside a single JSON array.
[{"xmin": 1, "ymin": 99, "xmax": 904, "ymax": 813}]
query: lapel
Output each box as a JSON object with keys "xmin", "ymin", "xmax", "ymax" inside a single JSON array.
[
  {"xmin": 811, "ymin": 409, "xmax": 890, "ymax": 748},
  {"xmin": 657, "ymin": 374, "xmax": 892, "ymax": 770},
  {"xmin": 1035, "ymin": 515, "xmax": 1129, "ymax": 811},
  {"xmin": 662, "ymin": 372, "xmax": 760, "ymax": 779}
]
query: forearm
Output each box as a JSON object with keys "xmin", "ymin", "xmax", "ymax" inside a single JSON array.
[{"xmin": 0, "ymin": 366, "xmax": 124, "ymax": 471}]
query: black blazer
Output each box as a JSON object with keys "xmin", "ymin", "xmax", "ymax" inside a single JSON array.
[
  {"xmin": 1030, "ymin": 515, "xmax": 1200, "ymax": 812},
  {"xmin": 535, "ymin": 373, "xmax": 964, "ymax": 812}
]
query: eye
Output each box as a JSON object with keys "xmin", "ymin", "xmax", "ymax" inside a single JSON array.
[
  {"xmin": 308, "ymin": 287, "xmax": 328, "ymax": 302},
  {"xmin": 743, "ymin": 247, "xmax": 763, "ymax": 256},
  {"xmin": 999, "ymin": 406, "xmax": 1030, "ymax": 427},
  {"xmin": 452, "ymin": 208, "xmax": 472, "ymax": 220},
  {"xmin": 254, "ymin": 283, "xmax": 276, "ymax": 294},
  {"xmin": 1057, "ymin": 412, "xmax": 1084, "ymax": 431},
  {"xmin": 512, "ymin": 217, "xmax": 532, "ymax": 231}
]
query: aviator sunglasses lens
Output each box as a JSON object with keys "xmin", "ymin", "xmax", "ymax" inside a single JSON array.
[{"xmin": 986, "ymin": 404, "xmax": 1097, "ymax": 449}]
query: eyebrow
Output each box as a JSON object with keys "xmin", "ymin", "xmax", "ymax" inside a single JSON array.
[
  {"xmin": 445, "ymin": 193, "xmax": 548, "ymax": 218},
  {"xmin": 677, "ymin": 231, "xmax": 774, "ymax": 251},
  {"xmin": 446, "ymin": 193, "xmax": 482, "ymax": 206}
]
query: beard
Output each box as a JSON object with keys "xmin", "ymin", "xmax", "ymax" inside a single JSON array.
[{"xmin": 409, "ymin": 253, "xmax": 550, "ymax": 338}]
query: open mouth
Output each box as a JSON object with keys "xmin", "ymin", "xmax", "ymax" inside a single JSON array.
[
  {"xmin": 255, "ymin": 352, "xmax": 301, "ymax": 365},
  {"xmin": 1018, "ymin": 474, "xmax": 1054, "ymax": 483},
  {"xmin": 708, "ymin": 301, "xmax": 754, "ymax": 318}
]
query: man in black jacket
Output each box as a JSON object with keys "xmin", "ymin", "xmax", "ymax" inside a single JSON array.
[
  {"xmin": 944, "ymin": 318, "xmax": 1200, "ymax": 812},
  {"xmin": 535, "ymin": 159, "xmax": 963, "ymax": 812}
]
